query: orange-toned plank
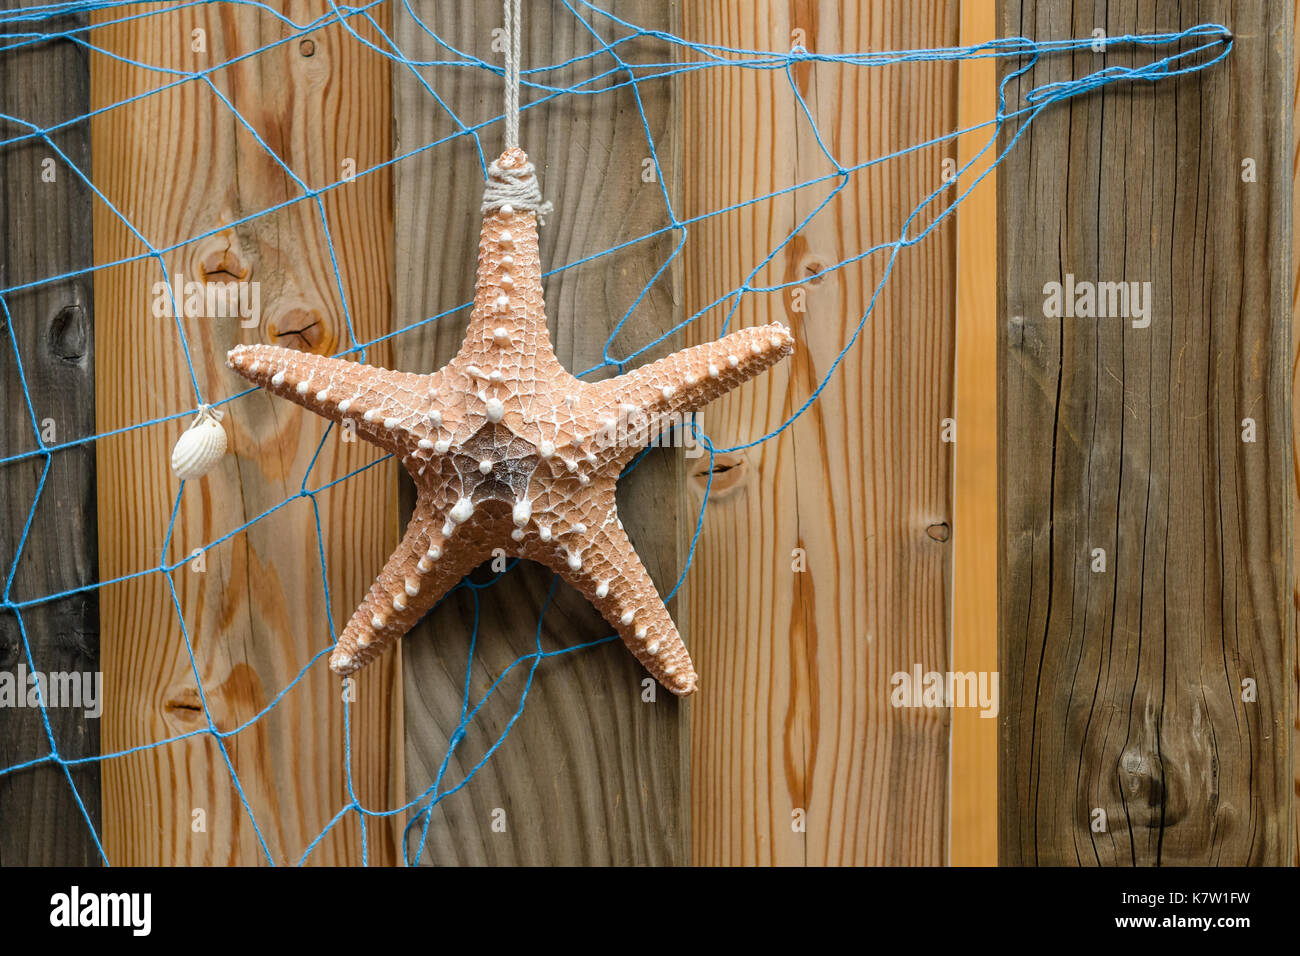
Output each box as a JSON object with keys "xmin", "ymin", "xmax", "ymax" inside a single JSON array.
[
  {"xmin": 950, "ymin": 0, "xmax": 998, "ymax": 867},
  {"xmin": 92, "ymin": 2, "xmax": 400, "ymax": 864}
]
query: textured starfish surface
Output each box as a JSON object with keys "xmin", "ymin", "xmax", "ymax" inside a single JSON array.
[{"xmin": 227, "ymin": 148, "xmax": 793, "ymax": 696}]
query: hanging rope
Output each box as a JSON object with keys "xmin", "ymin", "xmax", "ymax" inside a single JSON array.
[
  {"xmin": 503, "ymin": 0, "xmax": 521, "ymax": 150},
  {"xmin": 482, "ymin": 0, "xmax": 553, "ymax": 224}
]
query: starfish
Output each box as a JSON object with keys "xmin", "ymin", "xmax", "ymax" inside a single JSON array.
[{"xmin": 227, "ymin": 148, "xmax": 793, "ymax": 696}]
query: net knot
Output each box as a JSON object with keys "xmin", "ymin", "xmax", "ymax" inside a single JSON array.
[{"xmin": 481, "ymin": 148, "xmax": 553, "ymax": 226}]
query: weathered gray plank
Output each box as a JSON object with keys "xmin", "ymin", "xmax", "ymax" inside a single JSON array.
[
  {"xmin": 998, "ymin": 0, "xmax": 1292, "ymax": 864},
  {"xmin": 392, "ymin": 0, "xmax": 688, "ymax": 863},
  {"xmin": 0, "ymin": 6, "xmax": 102, "ymax": 865}
]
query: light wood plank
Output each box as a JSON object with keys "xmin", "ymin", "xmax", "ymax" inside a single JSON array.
[
  {"xmin": 91, "ymin": 1, "xmax": 401, "ymax": 865},
  {"xmin": 392, "ymin": 0, "xmax": 689, "ymax": 864},
  {"xmin": 684, "ymin": 0, "xmax": 959, "ymax": 866}
]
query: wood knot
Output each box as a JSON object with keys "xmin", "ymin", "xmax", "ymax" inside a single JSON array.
[
  {"xmin": 162, "ymin": 685, "xmax": 206, "ymax": 729},
  {"xmin": 195, "ymin": 233, "xmax": 250, "ymax": 284},
  {"xmin": 802, "ymin": 258, "xmax": 828, "ymax": 285},
  {"xmin": 48, "ymin": 302, "xmax": 88, "ymax": 365},
  {"xmin": 690, "ymin": 451, "xmax": 749, "ymax": 500},
  {"xmin": 1117, "ymin": 744, "xmax": 1180, "ymax": 827},
  {"xmin": 925, "ymin": 521, "xmax": 951, "ymax": 542},
  {"xmin": 267, "ymin": 306, "xmax": 331, "ymax": 353},
  {"xmin": 299, "ymin": 38, "xmax": 315, "ymax": 56}
]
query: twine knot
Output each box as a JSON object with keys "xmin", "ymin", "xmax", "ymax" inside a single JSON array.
[{"xmin": 481, "ymin": 149, "xmax": 553, "ymax": 225}]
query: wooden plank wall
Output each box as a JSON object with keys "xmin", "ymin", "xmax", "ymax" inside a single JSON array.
[
  {"xmin": 0, "ymin": 4, "xmax": 102, "ymax": 865},
  {"xmin": 90, "ymin": 2, "xmax": 401, "ymax": 864},
  {"xmin": 391, "ymin": 0, "xmax": 689, "ymax": 864},
  {"xmin": 682, "ymin": 1, "xmax": 960, "ymax": 865},
  {"xmin": 998, "ymin": 0, "xmax": 1293, "ymax": 864}
]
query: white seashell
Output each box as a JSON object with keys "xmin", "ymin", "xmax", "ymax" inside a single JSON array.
[{"xmin": 171, "ymin": 406, "xmax": 227, "ymax": 481}]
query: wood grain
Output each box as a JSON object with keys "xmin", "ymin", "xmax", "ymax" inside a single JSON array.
[
  {"xmin": 951, "ymin": 0, "xmax": 998, "ymax": 867},
  {"xmin": 998, "ymin": 0, "xmax": 1292, "ymax": 865},
  {"xmin": 391, "ymin": 0, "xmax": 689, "ymax": 864},
  {"xmin": 91, "ymin": 2, "xmax": 401, "ymax": 864},
  {"xmin": 1292, "ymin": 0, "xmax": 1300, "ymax": 869},
  {"xmin": 0, "ymin": 3, "xmax": 102, "ymax": 865},
  {"xmin": 683, "ymin": 0, "xmax": 959, "ymax": 865}
]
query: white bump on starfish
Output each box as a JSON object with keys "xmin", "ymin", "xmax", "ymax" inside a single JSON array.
[
  {"xmin": 248, "ymin": 360, "xmax": 260, "ymax": 373},
  {"xmin": 684, "ymin": 373, "xmax": 697, "ymax": 386},
  {"xmin": 479, "ymin": 459, "xmax": 493, "ymax": 475},
  {"xmin": 405, "ymin": 577, "xmax": 420, "ymax": 597},
  {"xmin": 426, "ymin": 545, "xmax": 441, "ymax": 561},
  {"xmin": 500, "ymin": 274, "xmax": 514, "ymax": 290},
  {"xmin": 539, "ymin": 525, "xmax": 552, "ymax": 542},
  {"xmin": 620, "ymin": 610, "xmax": 635, "ymax": 626},
  {"xmin": 708, "ymin": 363, "xmax": 720, "ymax": 378},
  {"xmin": 428, "ymin": 409, "xmax": 442, "ymax": 427},
  {"xmin": 489, "ymin": 370, "xmax": 504, "ymax": 383},
  {"xmin": 564, "ymin": 458, "xmax": 577, "ymax": 473},
  {"xmin": 513, "ymin": 498, "xmax": 532, "ymax": 527},
  {"xmin": 573, "ymin": 522, "xmax": 587, "ymax": 534},
  {"xmin": 449, "ymin": 498, "xmax": 474, "ymax": 524},
  {"xmin": 596, "ymin": 581, "xmax": 610, "ymax": 599},
  {"xmin": 499, "ymin": 230, "xmax": 514, "ymax": 248},
  {"xmin": 442, "ymin": 519, "xmax": 455, "ymax": 537},
  {"xmin": 727, "ymin": 354, "xmax": 739, "ymax": 367},
  {"xmin": 384, "ymin": 416, "xmax": 400, "ymax": 430},
  {"xmin": 539, "ymin": 440, "xmax": 554, "ymax": 458},
  {"xmin": 495, "ymin": 295, "xmax": 509, "ymax": 311},
  {"xmin": 296, "ymin": 381, "xmax": 309, "ymax": 395},
  {"xmin": 370, "ymin": 614, "xmax": 384, "ymax": 630},
  {"xmin": 635, "ymin": 626, "xmax": 648, "ymax": 640},
  {"xmin": 661, "ymin": 385, "xmax": 675, "ymax": 399},
  {"xmin": 418, "ymin": 438, "xmax": 434, "ymax": 451},
  {"xmin": 500, "ymin": 254, "xmax": 514, "ymax": 268},
  {"xmin": 493, "ymin": 327, "xmax": 510, "ymax": 345},
  {"xmin": 393, "ymin": 593, "xmax": 407, "ymax": 612},
  {"xmin": 417, "ymin": 553, "xmax": 433, "ymax": 573},
  {"xmin": 770, "ymin": 335, "xmax": 784, "ymax": 348},
  {"xmin": 565, "ymin": 393, "xmax": 578, "ymax": 406},
  {"xmin": 271, "ymin": 370, "xmax": 285, "ymax": 386},
  {"xmin": 485, "ymin": 397, "xmax": 505, "ymax": 422},
  {"xmin": 663, "ymin": 664, "xmax": 678, "ymax": 676},
  {"xmin": 338, "ymin": 398, "xmax": 352, "ymax": 413},
  {"xmin": 466, "ymin": 365, "xmax": 485, "ymax": 379},
  {"xmin": 316, "ymin": 388, "xmax": 329, "ymax": 402},
  {"xmin": 584, "ymin": 451, "xmax": 597, "ymax": 464},
  {"xmin": 435, "ymin": 439, "xmax": 451, "ymax": 454},
  {"xmin": 334, "ymin": 652, "xmax": 353, "ymax": 668},
  {"xmin": 500, "ymin": 203, "xmax": 514, "ymax": 215},
  {"xmin": 511, "ymin": 528, "xmax": 525, "ymax": 541},
  {"xmin": 566, "ymin": 549, "xmax": 582, "ymax": 571},
  {"xmin": 646, "ymin": 640, "xmax": 660, "ymax": 655},
  {"xmin": 363, "ymin": 409, "xmax": 378, "ymax": 423},
  {"xmin": 578, "ymin": 475, "xmax": 590, "ymax": 486},
  {"xmin": 751, "ymin": 341, "xmax": 762, "ymax": 355}
]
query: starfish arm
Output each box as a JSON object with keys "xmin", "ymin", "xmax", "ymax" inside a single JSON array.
[
  {"xmin": 329, "ymin": 496, "xmax": 488, "ymax": 676},
  {"xmin": 585, "ymin": 323, "xmax": 794, "ymax": 456},
  {"xmin": 227, "ymin": 343, "xmax": 436, "ymax": 450},
  {"xmin": 521, "ymin": 513, "xmax": 698, "ymax": 696}
]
